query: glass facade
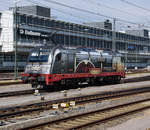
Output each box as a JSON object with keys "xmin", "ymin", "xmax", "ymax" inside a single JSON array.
[
  {"xmin": 16, "ymin": 13, "xmax": 150, "ymax": 68},
  {"xmin": 17, "ymin": 14, "xmax": 150, "ymax": 48}
]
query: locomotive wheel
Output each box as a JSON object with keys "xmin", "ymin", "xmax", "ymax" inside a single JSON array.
[
  {"xmin": 32, "ymin": 83, "xmax": 38, "ymax": 89},
  {"xmin": 40, "ymin": 83, "xmax": 47, "ymax": 89},
  {"xmin": 88, "ymin": 78, "xmax": 95, "ymax": 86},
  {"xmin": 113, "ymin": 76, "xmax": 121, "ymax": 84}
]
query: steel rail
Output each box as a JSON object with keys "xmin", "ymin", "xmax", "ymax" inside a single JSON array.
[
  {"xmin": 1, "ymin": 75, "xmax": 150, "ymax": 98},
  {"xmin": 0, "ymin": 89, "xmax": 34, "ymax": 98},
  {"xmin": 30, "ymin": 99, "xmax": 150, "ymax": 130},
  {"xmin": 1, "ymin": 86, "xmax": 150, "ymax": 119}
]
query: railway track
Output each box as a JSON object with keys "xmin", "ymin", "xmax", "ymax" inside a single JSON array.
[
  {"xmin": 1, "ymin": 87, "xmax": 150, "ymax": 129},
  {"xmin": 0, "ymin": 88, "xmax": 47, "ymax": 98},
  {"xmin": 1, "ymin": 74, "xmax": 150, "ymax": 98},
  {"xmin": 0, "ymin": 89, "xmax": 35, "ymax": 98},
  {"xmin": 1, "ymin": 87, "xmax": 150, "ymax": 120},
  {"xmin": 28, "ymin": 99, "xmax": 150, "ymax": 130},
  {"xmin": 0, "ymin": 72, "xmax": 22, "ymax": 79}
]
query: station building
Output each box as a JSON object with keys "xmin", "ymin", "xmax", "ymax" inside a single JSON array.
[
  {"xmin": 0, "ymin": 5, "xmax": 150, "ymax": 70},
  {"xmin": 83, "ymin": 20, "xmax": 112, "ymax": 30}
]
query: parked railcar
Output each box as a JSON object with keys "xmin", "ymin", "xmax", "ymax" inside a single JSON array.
[{"xmin": 22, "ymin": 45, "xmax": 125, "ymax": 88}]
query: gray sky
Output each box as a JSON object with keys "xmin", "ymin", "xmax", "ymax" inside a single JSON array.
[{"xmin": 1, "ymin": 0, "xmax": 150, "ymax": 30}]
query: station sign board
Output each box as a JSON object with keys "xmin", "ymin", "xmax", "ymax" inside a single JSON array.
[{"xmin": 18, "ymin": 29, "xmax": 48, "ymax": 37}]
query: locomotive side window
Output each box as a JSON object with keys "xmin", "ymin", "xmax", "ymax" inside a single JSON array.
[
  {"xmin": 103, "ymin": 57, "xmax": 112, "ymax": 67},
  {"xmin": 53, "ymin": 53, "xmax": 64, "ymax": 74},
  {"xmin": 121, "ymin": 57, "xmax": 125, "ymax": 63},
  {"xmin": 56, "ymin": 53, "xmax": 62, "ymax": 62}
]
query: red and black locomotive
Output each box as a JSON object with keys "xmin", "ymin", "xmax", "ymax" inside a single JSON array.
[{"xmin": 22, "ymin": 45, "xmax": 125, "ymax": 88}]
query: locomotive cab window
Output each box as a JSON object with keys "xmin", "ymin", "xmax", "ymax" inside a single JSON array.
[
  {"xmin": 29, "ymin": 47, "xmax": 50, "ymax": 62},
  {"xmin": 56, "ymin": 53, "xmax": 62, "ymax": 62}
]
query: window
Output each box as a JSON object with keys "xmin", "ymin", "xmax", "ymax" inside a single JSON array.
[
  {"xmin": 101, "ymin": 30, "xmax": 104, "ymax": 36},
  {"xmin": 50, "ymin": 20, "xmax": 55, "ymax": 27},
  {"xmin": 27, "ymin": 17, "xmax": 32, "ymax": 24},
  {"xmin": 69, "ymin": 24, "xmax": 73, "ymax": 30},
  {"xmin": 45, "ymin": 20, "xmax": 51, "ymax": 27},
  {"xmin": 38, "ymin": 18, "xmax": 44, "ymax": 26},
  {"xmin": 33, "ymin": 17, "xmax": 38, "ymax": 25},
  {"xmin": 56, "ymin": 53, "xmax": 61, "ymax": 62},
  {"xmin": 20, "ymin": 15, "xmax": 26, "ymax": 24}
]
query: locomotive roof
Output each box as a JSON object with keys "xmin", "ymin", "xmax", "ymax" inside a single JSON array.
[{"xmin": 32, "ymin": 45, "xmax": 123, "ymax": 57}]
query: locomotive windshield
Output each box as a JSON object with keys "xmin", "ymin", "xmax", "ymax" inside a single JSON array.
[{"xmin": 29, "ymin": 47, "xmax": 50, "ymax": 62}]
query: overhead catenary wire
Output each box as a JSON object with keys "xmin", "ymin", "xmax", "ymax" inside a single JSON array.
[
  {"xmin": 0, "ymin": 2, "xmax": 13, "ymax": 11},
  {"xmin": 0, "ymin": 0, "xmax": 147, "ymax": 28},
  {"xmin": 0, "ymin": 0, "xmax": 32, "ymax": 11},
  {"xmin": 41, "ymin": 0, "xmax": 113, "ymax": 19},
  {"xmin": 39, "ymin": 0, "xmax": 147, "ymax": 26},
  {"xmin": 19, "ymin": 0, "xmax": 92, "ymax": 47},
  {"xmin": 84, "ymin": 0, "xmax": 139, "ymax": 18},
  {"xmin": 4, "ymin": 0, "xmax": 150, "ymax": 29},
  {"xmin": 24, "ymin": 0, "xmax": 90, "ymax": 23},
  {"xmin": 121, "ymin": 0, "xmax": 150, "ymax": 13}
]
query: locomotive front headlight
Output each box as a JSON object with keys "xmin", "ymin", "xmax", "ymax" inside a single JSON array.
[{"xmin": 31, "ymin": 65, "xmax": 40, "ymax": 71}]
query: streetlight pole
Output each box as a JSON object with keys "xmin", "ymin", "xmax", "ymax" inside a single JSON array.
[
  {"xmin": 86, "ymin": 29, "xmax": 88, "ymax": 48},
  {"xmin": 69, "ymin": 23, "xmax": 70, "ymax": 48},
  {"xmin": 14, "ymin": 0, "xmax": 18, "ymax": 80},
  {"xmin": 112, "ymin": 18, "xmax": 116, "ymax": 52},
  {"xmin": 63, "ymin": 22, "xmax": 65, "ymax": 46},
  {"xmin": 84, "ymin": 28, "xmax": 89, "ymax": 47}
]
